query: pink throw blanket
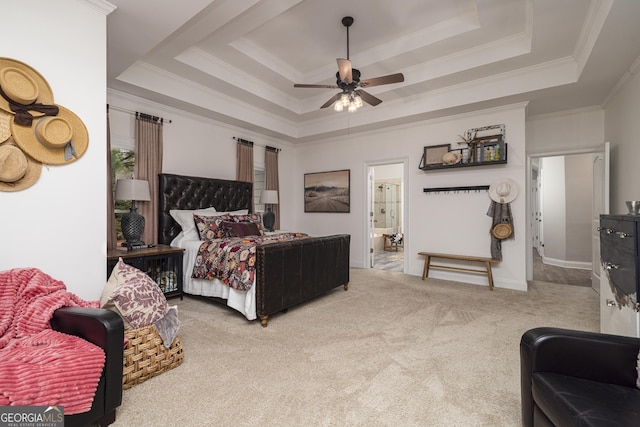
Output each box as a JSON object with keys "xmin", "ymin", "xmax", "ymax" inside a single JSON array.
[{"xmin": 0, "ymin": 268, "xmax": 105, "ymax": 414}]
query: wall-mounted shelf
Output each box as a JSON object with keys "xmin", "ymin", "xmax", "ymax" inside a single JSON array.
[{"xmin": 419, "ymin": 139, "xmax": 507, "ymax": 171}]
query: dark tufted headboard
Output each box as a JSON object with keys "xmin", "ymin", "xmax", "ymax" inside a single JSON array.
[{"xmin": 158, "ymin": 173, "xmax": 253, "ymax": 245}]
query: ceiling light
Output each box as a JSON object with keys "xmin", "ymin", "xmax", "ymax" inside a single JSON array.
[{"xmin": 334, "ymin": 92, "xmax": 362, "ymax": 112}]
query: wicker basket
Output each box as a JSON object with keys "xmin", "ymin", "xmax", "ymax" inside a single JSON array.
[{"xmin": 122, "ymin": 324, "xmax": 184, "ymax": 390}]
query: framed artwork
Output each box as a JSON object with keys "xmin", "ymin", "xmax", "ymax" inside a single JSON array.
[
  {"xmin": 304, "ymin": 169, "xmax": 350, "ymax": 213},
  {"xmin": 424, "ymin": 144, "xmax": 450, "ymax": 165}
]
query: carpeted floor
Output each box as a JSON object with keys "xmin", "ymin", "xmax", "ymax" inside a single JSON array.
[{"xmin": 112, "ymin": 268, "xmax": 599, "ymax": 427}]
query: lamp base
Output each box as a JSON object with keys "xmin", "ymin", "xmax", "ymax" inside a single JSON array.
[
  {"xmin": 263, "ymin": 209, "xmax": 275, "ymax": 232},
  {"xmin": 121, "ymin": 206, "xmax": 146, "ymax": 248}
]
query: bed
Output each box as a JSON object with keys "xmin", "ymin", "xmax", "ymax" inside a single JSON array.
[{"xmin": 157, "ymin": 173, "xmax": 350, "ymax": 326}]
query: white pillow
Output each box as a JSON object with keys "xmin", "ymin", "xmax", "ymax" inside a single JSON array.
[{"xmin": 169, "ymin": 207, "xmax": 217, "ymax": 241}]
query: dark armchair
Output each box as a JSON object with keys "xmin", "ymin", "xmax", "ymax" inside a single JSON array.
[
  {"xmin": 520, "ymin": 327, "xmax": 640, "ymax": 427},
  {"xmin": 50, "ymin": 307, "xmax": 124, "ymax": 427}
]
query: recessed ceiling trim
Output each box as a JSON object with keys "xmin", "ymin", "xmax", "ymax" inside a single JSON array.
[
  {"xmin": 117, "ymin": 61, "xmax": 301, "ymax": 138},
  {"xmin": 573, "ymin": 0, "xmax": 613, "ymax": 76},
  {"xmin": 402, "ymin": 31, "xmax": 532, "ymax": 85},
  {"xmin": 176, "ymin": 47, "xmax": 301, "ymax": 113},
  {"xmin": 295, "ymin": 57, "xmax": 579, "ymax": 138},
  {"xmin": 229, "ymin": 11, "xmax": 480, "ymax": 85}
]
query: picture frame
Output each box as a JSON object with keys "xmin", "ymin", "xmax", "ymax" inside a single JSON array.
[
  {"xmin": 423, "ymin": 144, "xmax": 451, "ymax": 166},
  {"xmin": 304, "ymin": 169, "xmax": 350, "ymax": 213}
]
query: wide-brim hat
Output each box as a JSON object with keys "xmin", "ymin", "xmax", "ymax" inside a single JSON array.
[
  {"xmin": 0, "ymin": 109, "xmax": 11, "ymax": 143},
  {"xmin": 0, "ymin": 57, "xmax": 54, "ymax": 115},
  {"xmin": 11, "ymin": 105, "xmax": 88, "ymax": 165},
  {"xmin": 443, "ymin": 151, "xmax": 461, "ymax": 165},
  {"xmin": 0, "ymin": 136, "xmax": 42, "ymax": 192},
  {"xmin": 489, "ymin": 177, "xmax": 519, "ymax": 203}
]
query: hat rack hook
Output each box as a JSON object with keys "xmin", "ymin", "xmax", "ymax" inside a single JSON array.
[{"xmin": 423, "ymin": 185, "xmax": 490, "ymax": 195}]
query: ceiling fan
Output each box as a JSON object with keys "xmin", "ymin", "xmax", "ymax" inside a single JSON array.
[{"xmin": 293, "ymin": 16, "xmax": 405, "ymax": 111}]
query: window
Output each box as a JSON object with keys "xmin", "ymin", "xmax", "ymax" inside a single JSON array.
[
  {"xmin": 254, "ymin": 167, "xmax": 265, "ymax": 213},
  {"xmin": 111, "ymin": 148, "xmax": 135, "ymax": 240}
]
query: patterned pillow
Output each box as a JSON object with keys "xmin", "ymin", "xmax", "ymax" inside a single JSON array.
[
  {"xmin": 194, "ymin": 214, "xmax": 234, "ymax": 240},
  {"xmin": 221, "ymin": 220, "xmax": 261, "ymax": 237},
  {"xmin": 231, "ymin": 213, "xmax": 264, "ymax": 235},
  {"xmin": 103, "ymin": 258, "xmax": 168, "ymax": 328}
]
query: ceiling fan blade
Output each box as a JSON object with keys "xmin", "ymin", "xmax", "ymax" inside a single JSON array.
[
  {"xmin": 294, "ymin": 84, "xmax": 339, "ymax": 89},
  {"xmin": 337, "ymin": 58, "xmax": 353, "ymax": 83},
  {"xmin": 359, "ymin": 73, "xmax": 405, "ymax": 88},
  {"xmin": 320, "ymin": 93, "xmax": 341, "ymax": 109},
  {"xmin": 358, "ymin": 90, "xmax": 382, "ymax": 106}
]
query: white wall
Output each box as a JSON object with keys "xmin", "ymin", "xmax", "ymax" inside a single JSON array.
[
  {"xmin": 540, "ymin": 156, "xmax": 566, "ymax": 262},
  {"xmin": 604, "ymin": 61, "xmax": 640, "ymax": 213},
  {"xmin": 564, "ymin": 154, "xmax": 592, "ymax": 264},
  {"xmin": 0, "ymin": 1, "xmax": 110, "ymax": 300},
  {"xmin": 294, "ymin": 104, "xmax": 528, "ymax": 290},
  {"xmin": 526, "ymin": 107, "xmax": 605, "ymax": 155}
]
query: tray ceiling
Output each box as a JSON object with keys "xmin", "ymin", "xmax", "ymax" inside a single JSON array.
[{"xmin": 107, "ymin": 0, "xmax": 640, "ymax": 143}]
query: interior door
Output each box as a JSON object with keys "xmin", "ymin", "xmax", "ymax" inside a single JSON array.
[
  {"xmin": 592, "ymin": 142, "xmax": 610, "ymax": 290},
  {"xmin": 368, "ymin": 167, "xmax": 375, "ymax": 268},
  {"xmin": 531, "ymin": 170, "xmax": 542, "ymax": 254}
]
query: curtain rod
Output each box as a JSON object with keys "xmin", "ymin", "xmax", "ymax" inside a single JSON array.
[
  {"xmin": 107, "ymin": 104, "xmax": 173, "ymax": 124},
  {"xmin": 233, "ymin": 137, "xmax": 281, "ymax": 152}
]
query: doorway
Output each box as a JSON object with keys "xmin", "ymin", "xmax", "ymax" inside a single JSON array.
[
  {"xmin": 528, "ymin": 144, "xmax": 609, "ymax": 290},
  {"xmin": 367, "ymin": 162, "xmax": 405, "ymax": 272}
]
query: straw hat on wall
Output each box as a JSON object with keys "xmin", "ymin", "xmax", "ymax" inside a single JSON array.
[{"xmin": 11, "ymin": 105, "xmax": 88, "ymax": 165}]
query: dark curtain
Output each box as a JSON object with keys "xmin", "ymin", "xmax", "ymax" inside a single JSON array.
[
  {"xmin": 135, "ymin": 113, "xmax": 163, "ymax": 245},
  {"xmin": 236, "ymin": 139, "xmax": 254, "ymax": 211}
]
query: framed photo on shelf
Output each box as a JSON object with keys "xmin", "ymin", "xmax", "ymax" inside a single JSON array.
[
  {"xmin": 423, "ymin": 144, "xmax": 450, "ymax": 165},
  {"xmin": 304, "ymin": 169, "xmax": 350, "ymax": 213}
]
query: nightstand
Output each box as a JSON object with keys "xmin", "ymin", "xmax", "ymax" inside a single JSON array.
[{"xmin": 107, "ymin": 244, "xmax": 185, "ymax": 299}]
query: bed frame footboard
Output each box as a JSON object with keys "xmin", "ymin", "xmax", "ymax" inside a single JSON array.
[{"xmin": 255, "ymin": 234, "xmax": 350, "ymax": 326}]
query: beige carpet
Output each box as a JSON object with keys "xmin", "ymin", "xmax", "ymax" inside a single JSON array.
[{"xmin": 111, "ymin": 269, "xmax": 599, "ymax": 427}]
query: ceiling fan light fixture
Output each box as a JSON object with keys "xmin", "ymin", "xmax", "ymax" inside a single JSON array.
[
  {"xmin": 334, "ymin": 102, "xmax": 344, "ymax": 112},
  {"xmin": 340, "ymin": 93, "xmax": 350, "ymax": 106}
]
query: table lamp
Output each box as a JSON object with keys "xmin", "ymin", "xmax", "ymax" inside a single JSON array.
[
  {"xmin": 115, "ymin": 178, "xmax": 151, "ymax": 248},
  {"xmin": 260, "ymin": 190, "xmax": 278, "ymax": 232}
]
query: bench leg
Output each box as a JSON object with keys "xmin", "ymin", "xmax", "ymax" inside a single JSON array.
[
  {"xmin": 422, "ymin": 256, "xmax": 431, "ymax": 280},
  {"xmin": 485, "ymin": 261, "xmax": 494, "ymax": 291}
]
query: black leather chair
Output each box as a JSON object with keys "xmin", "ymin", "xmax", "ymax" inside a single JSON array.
[
  {"xmin": 50, "ymin": 307, "xmax": 124, "ymax": 427},
  {"xmin": 520, "ymin": 327, "xmax": 640, "ymax": 426}
]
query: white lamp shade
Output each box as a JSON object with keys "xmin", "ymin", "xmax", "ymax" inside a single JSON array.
[
  {"xmin": 115, "ymin": 179, "xmax": 151, "ymax": 201},
  {"xmin": 260, "ymin": 189, "xmax": 278, "ymax": 204}
]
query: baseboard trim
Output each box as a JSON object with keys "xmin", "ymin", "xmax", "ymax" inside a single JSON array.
[{"xmin": 542, "ymin": 256, "xmax": 592, "ymax": 270}]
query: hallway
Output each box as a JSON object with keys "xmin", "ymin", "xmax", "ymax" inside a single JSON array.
[{"xmin": 532, "ymin": 249, "xmax": 591, "ymax": 287}]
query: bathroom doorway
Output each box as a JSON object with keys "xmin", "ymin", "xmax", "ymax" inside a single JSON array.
[{"xmin": 368, "ymin": 163, "xmax": 405, "ymax": 272}]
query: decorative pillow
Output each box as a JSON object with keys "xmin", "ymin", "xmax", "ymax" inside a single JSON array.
[
  {"xmin": 154, "ymin": 305, "xmax": 180, "ymax": 348},
  {"xmin": 231, "ymin": 213, "xmax": 264, "ymax": 235},
  {"xmin": 169, "ymin": 207, "xmax": 217, "ymax": 241},
  {"xmin": 102, "ymin": 258, "xmax": 168, "ymax": 328},
  {"xmin": 194, "ymin": 214, "xmax": 234, "ymax": 240},
  {"xmin": 221, "ymin": 220, "xmax": 261, "ymax": 237}
]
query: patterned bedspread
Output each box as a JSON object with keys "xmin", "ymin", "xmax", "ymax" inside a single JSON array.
[{"xmin": 191, "ymin": 233, "xmax": 308, "ymax": 291}]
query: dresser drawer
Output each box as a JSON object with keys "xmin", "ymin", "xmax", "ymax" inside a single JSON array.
[
  {"xmin": 600, "ymin": 218, "xmax": 636, "ymax": 255},
  {"xmin": 601, "ymin": 245, "xmax": 637, "ymax": 297}
]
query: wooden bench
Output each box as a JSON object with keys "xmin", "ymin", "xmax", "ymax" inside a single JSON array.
[{"xmin": 418, "ymin": 252, "xmax": 500, "ymax": 290}]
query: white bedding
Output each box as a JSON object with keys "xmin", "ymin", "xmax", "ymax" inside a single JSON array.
[{"xmin": 173, "ymin": 236, "xmax": 257, "ymax": 321}]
